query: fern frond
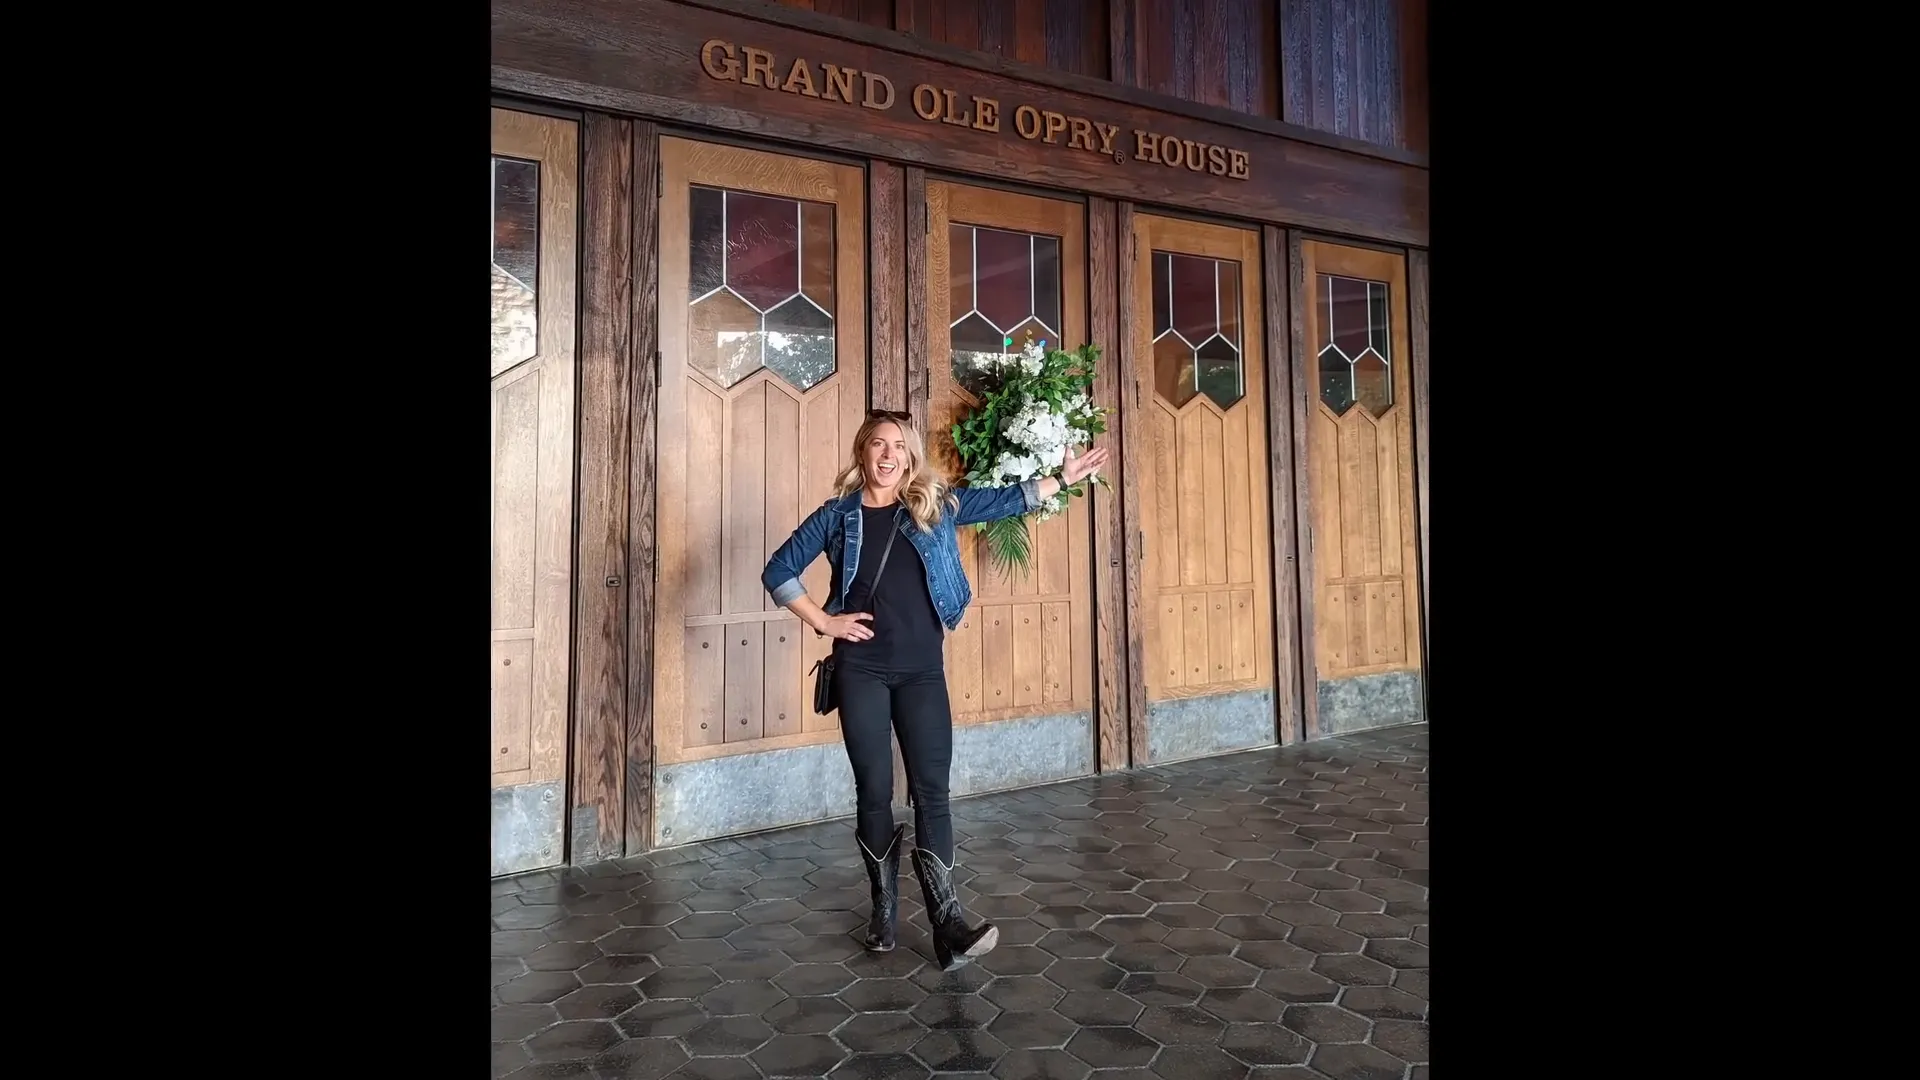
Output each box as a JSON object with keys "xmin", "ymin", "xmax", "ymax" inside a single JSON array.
[{"xmin": 977, "ymin": 515, "xmax": 1034, "ymax": 579}]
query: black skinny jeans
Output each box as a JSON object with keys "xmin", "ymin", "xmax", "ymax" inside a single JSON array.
[{"xmin": 836, "ymin": 652, "xmax": 955, "ymax": 865}]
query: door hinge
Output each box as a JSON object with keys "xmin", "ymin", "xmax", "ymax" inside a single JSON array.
[
  {"xmin": 655, "ymin": 350, "xmax": 662, "ymax": 380},
  {"xmin": 923, "ymin": 202, "xmax": 929, "ymax": 233}
]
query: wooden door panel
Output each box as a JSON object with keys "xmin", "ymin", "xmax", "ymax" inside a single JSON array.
[
  {"xmin": 925, "ymin": 182, "xmax": 1094, "ymax": 727},
  {"xmin": 491, "ymin": 107, "xmax": 578, "ymax": 876},
  {"xmin": 655, "ymin": 138, "xmax": 867, "ymax": 768},
  {"xmin": 1130, "ymin": 216, "xmax": 1274, "ymax": 710},
  {"xmin": 1297, "ymin": 240, "xmax": 1424, "ymax": 734}
]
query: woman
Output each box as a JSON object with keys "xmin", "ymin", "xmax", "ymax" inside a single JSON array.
[{"xmin": 761, "ymin": 408, "xmax": 1110, "ymax": 970}]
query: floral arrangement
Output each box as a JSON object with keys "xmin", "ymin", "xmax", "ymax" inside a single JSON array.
[{"xmin": 949, "ymin": 331, "xmax": 1111, "ymax": 576}]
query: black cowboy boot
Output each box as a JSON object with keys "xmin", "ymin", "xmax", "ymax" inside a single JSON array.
[
  {"xmin": 858, "ymin": 826, "xmax": 906, "ymax": 952},
  {"xmin": 910, "ymin": 847, "xmax": 998, "ymax": 970}
]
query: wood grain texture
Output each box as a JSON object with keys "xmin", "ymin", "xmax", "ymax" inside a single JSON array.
[
  {"xmin": 1127, "ymin": 0, "xmax": 1275, "ymax": 117},
  {"xmin": 1262, "ymin": 226, "xmax": 1304, "ymax": 745},
  {"xmin": 1108, "ymin": 0, "xmax": 1135, "ymax": 87},
  {"xmin": 574, "ymin": 113, "xmax": 634, "ymax": 862},
  {"xmin": 625, "ymin": 120, "xmax": 661, "ymax": 855},
  {"xmin": 518, "ymin": 0, "xmax": 1427, "ymax": 167},
  {"xmin": 897, "ymin": 0, "xmax": 1107, "ymax": 77},
  {"xmin": 1279, "ymin": 0, "xmax": 1424, "ymax": 153},
  {"xmin": 903, "ymin": 166, "xmax": 929, "ymax": 431},
  {"xmin": 1114, "ymin": 201, "xmax": 1148, "ymax": 765},
  {"xmin": 1408, "ymin": 246, "xmax": 1428, "ymax": 676},
  {"xmin": 1399, "ymin": 0, "xmax": 1426, "ymax": 153},
  {"xmin": 775, "ymin": 0, "xmax": 895, "ymax": 28},
  {"xmin": 1283, "ymin": 229, "xmax": 1320, "ymax": 740},
  {"xmin": 869, "ymin": 162, "xmax": 907, "ymax": 411},
  {"xmin": 1088, "ymin": 195, "xmax": 1127, "ymax": 771}
]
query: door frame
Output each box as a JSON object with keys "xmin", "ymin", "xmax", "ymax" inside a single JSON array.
[
  {"xmin": 491, "ymin": 105, "xmax": 582, "ymax": 877},
  {"xmin": 1285, "ymin": 230, "xmax": 1427, "ymax": 738}
]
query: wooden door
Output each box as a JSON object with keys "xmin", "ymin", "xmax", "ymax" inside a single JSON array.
[
  {"xmin": 1128, "ymin": 215, "xmax": 1277, "ymax": 760},
  {"xmin": 653, "ymin": 138, "xmax": 866, "ymax": 842},
  {"xmin": 1296, "ymin": 240, "xmax": 1424, "ymax": 734},
  {"xmin": 925, "ymin": 182, "xmax": 1095, "ymax": 736},
  {"xmin": 491, "ymin": 108, "xmax": 578, "ymax": 876}
]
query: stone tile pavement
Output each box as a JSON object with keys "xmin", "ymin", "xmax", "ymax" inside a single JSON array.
[{"xmin": 491, "ymin": 723, "xmax": 1429, "ymax": 1079}]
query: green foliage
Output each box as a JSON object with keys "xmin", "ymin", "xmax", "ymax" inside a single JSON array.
[{"xmin": 948, "ymin": 332, "xmax": 1112, "ymax": 576}]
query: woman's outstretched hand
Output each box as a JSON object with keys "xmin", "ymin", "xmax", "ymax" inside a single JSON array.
[
  {"xmin": 1061, "ymin": 443, "xmax": 1111, "ymax": 487},
  {"xmin": 820, "ymin": 612, "xmax": 875, "ymax": 641}
]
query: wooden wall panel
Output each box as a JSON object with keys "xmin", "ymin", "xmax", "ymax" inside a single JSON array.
[
  {"xmin": 1119, "ymin": 0, "xmax": 1278, "ymax": 119},
  {"xmin": 1262, "ymin": 226, "xmax": 1305, "ymax": 745},
  {"xmin": 1088, "ymin": 195, "xmax": 1129, "ymax": 771},
  {"xmin": 774, "ymin": 0, "xmax": 894, "ymax": 28},
  {"xmin": 1280, "ymin": 0, "xmax": 1427, "ymax": 153},
  {"xmin": 897, "ymin": 0, "xmax": 1109, "ymax": 79},
  {"xmin": 903, "ymin": 167, "xmax": 929, "ymax": 429},
  {"xmin": 870, "ymin": 162, "xmax": 907, "ymax": 411},
  {"xmin": 625, "ymin": 121, "xmax": 661, "ymax": 854},
  {"xmin": 1113, "ymin": 201, "xmax": 1149, "ymax": 764},
  {"xmin": 573, "ymin": 113, "xmax": 634, "ymax": 863}
]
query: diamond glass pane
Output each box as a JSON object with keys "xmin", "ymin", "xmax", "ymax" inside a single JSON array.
[
  {"xmin": 1319, "ymin": 344, "xmax": 1354, "ymax": 414},
  {"xmin": 1353, "ymin": 350, "xmax": 1390, "ymax": 416},
  {"xmin": 725, "ymin": 191, "xmax": 801, "ymax": 312},
  {"xmin": 949, "ymin": 224, "xmax": 974, "ymax": 325},
  {"xmin": 1367, "ymin": 282, "xmax": 1390, "ymax": 357},
  {"xmin": 1032, "ymin": 236, "xmax": 1061, "ymax": 338},
  {"xmin": 1216, "ymin": 262, "xmax": 1242, "ymax": 350},
  {"xmin": 973, "ymin": 226, "xmax": 1036, "ymax": 333},
  {"xmin": 763, "ymin": 295, "xmax": 836, "ymax": 392},
  {"xmin": 690, "ymin": 289, "xmax": 764, "ymax": 388},
  {"xmin": 800, "ymin": 202, "xmax": 835, "ymax": 312},
  {"xmin": 1154, "ymin": 333, "xmax": 1197, "ymax": 408},
  {"xmin": 1196, "ymin": 336, "xmax": 1243, "ymax": 410},
  {"xmin": 1152, "ymin": 252, "xmax": 1172, "ymax": 336},
  {"xmin": 492, "ymin": 157, "xmax": 539, "ymax": 371},
  {"xmin": 1329, "ymin": 275, "xmax": 1371, "ymax": 359},
  {"xmin": 689, "ymin": 186, "xmax": 724, "ymax": 298},
  {"xmin": 1169, "ymin": 254, "xmax": 1219, "ymax": 344},
  {"xmin": 952, "ymin": 312, "xmax": 1008, "ymax": 400}
]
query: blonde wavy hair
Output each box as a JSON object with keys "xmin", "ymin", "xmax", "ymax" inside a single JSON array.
[{"xmin": 833, "ymin": 412, "xmax": 951, "ymax": 532}]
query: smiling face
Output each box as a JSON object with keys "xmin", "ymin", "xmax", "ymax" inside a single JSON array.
[{"xmin": 862, "ymin": 421, "xmax": 909, "ymax": 492}]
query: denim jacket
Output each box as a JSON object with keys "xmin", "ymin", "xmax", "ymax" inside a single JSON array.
[{"xmin": 761, "ymin": 479, "xmax": 1045, "ymax": 632}]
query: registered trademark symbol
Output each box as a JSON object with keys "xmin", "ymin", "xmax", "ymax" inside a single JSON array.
[{"xmin": 1113, "ymin": 150, "xmax": 1125, "ymax": 164}]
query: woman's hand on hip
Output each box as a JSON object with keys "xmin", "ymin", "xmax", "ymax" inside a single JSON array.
[{"xmin": 821, "ymin": 612, "xmax": 876, "ymax": 641}]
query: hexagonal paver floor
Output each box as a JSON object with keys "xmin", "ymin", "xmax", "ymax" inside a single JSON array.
[{"xmin": 492, "ymin": 723, "xmax": 1428, "ymax": 1079}]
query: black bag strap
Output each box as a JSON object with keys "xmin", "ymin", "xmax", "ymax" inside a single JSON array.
[{"xmin": 868, "ymin": 512, "xmax": 901, "ymax": 587}]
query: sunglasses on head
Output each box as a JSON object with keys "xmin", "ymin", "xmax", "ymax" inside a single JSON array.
[{"xmin": 867, "ymin": 409, "xmax": 912, "ymax": 423}]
